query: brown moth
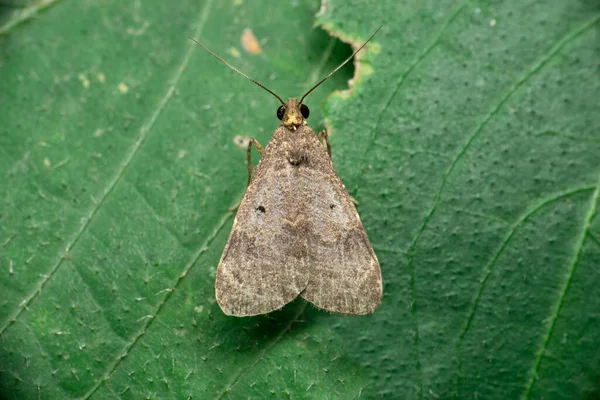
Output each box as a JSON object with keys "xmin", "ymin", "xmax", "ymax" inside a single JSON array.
[{"xmin": 191, "ymin": 27, "xmax": 382, "ymax": 317}]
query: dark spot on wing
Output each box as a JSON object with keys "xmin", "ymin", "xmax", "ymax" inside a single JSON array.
[{"xmin": 256, "ymin": 205, "xmax": 266, "ymax": 213}]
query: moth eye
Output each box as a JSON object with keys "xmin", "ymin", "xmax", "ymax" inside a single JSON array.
[
  {"xmin": 276, "ymin": 105, "xmax": 285, "ymax": 120},
  {"xmin": 300, "ymin": 104, "xmax": 310, "ymax": 119}
]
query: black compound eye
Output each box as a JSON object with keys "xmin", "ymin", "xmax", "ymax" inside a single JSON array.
[
  {"xmin": 300, "ymin": 104, "xmax": 310, "ymax": 119},
  {"xmin": 276, "ymin": 105, "xmax": 285, "ymax": 120}
]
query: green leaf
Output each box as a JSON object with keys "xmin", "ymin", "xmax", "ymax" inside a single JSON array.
[{"xmin": 1, "ymin": 1, "xmax": 599, "ymax": 400}]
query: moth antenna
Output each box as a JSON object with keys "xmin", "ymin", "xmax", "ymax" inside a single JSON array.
[
  {"xmin": 299, "ymin": 25, "xmax": 382, "ymax": 104},
  {"xmin": 189, "ymin": 37, "xmax": 286, "ymax": 106}
]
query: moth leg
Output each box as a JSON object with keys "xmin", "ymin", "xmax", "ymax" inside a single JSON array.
[
  {"xmin": 317, "ymin": 130, "xmax": 331, "ymax": 158},
  {"xmin": 247, "ymin": 138, "xmax": 264, "ymax": 186}
]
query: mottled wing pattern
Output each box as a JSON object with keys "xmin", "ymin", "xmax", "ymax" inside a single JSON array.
[
  {"xmin": 215, "ymin": 129, "xmax": 309, "ymax": 316},
  {"xmin": 298, "ymin": 128, "xmax": 382, "ymax": 315},
  {"xmin": 216, "ymin": 124, "xmax": 381, "ymax": 316}
]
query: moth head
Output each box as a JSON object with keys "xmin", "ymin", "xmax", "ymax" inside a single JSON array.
[{"xmin": 277, "ymin": 98, "xmax": 309, "ymax": 130}]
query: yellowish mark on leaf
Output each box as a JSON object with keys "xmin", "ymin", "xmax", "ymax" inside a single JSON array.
[
  {"xmin": 241, "ymin": 28, "xmax": 262, "ymax": 54},
  {"xmin": 77, "ymin": 73, "xmax": 89, "ymax": 88},
  {"xmin": 118, "ymin": 82, "xmax": 129, "ymax": 94},
  {"xmin": 227, "ymin": 47, "xmax": 241, "ymax": 58}
]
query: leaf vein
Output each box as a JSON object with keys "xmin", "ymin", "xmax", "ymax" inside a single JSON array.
[
  {"xmin": 586, "ymin": 229, "xmax": 600, "ymax": 249},
  {"xmin": 68, "ymin": 259, "xmax": 128, "ymax": 342},
  {"xmin": 362, "ymin": 3, "xmax": 470, "ymax": 399},
  {"xmin": 450, "ymin": 15, "xmax": 600, "ymax": 396},
  {"xmin": 213, "ymin": 304, "xmax": 307, "ymax": 400},
  {"xmin": 0, "ymin": 0, "xmax": 214, "ymax": 337},
  {"xmin": 127, "ymin": 181, "xmax": 187, "ymax": 249},
  {"xmin": 0, "ymin": 0, "xmax": 62, "ymax": 36},
  {"xmin": 455, "ymin": 186, "xmax": 595, "ymax": 385},
  {"xmin": 522, "ymin": 180, "xmax": 600, "ymax": 398},
  {"xmin": 81, "ymin": 204, "xmax": 233, "ymax": 399},
  {"xmin": 355, "ymin": 0, "xmax": 468, "ymax": 198},
  {"xmin": 409, "ymin": 13, "xmax": 600, "ymax": 269}
]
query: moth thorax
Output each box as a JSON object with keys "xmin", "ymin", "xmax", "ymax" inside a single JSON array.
[
  {"xmin": 284, "ymin": 141, "xmax": 307, "ymax": 166},
  {"xmin": 287, "ymin": 151, "xmax": 306, "ymax": 166}
]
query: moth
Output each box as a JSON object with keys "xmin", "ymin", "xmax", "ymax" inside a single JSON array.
[{"xmin": 191, "ymin": 27, "xmax": 382, "ymax": 317}]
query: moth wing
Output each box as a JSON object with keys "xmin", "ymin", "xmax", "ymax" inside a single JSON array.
[
  {"xmin": 299, "ymin": 139, "xmax": 382, "ymax": 315},
  {"xmin": 215, "ymin": 141, "xmax": 308, "ymax": 317}
]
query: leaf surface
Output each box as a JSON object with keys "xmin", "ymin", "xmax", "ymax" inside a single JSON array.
[
  {"xmin": 1, "ymin": 0, "xmax": 599, "ymax": 399},
  {"xmin": 318, "ymin": 0, "xmax": 600, "ymax": 398}
]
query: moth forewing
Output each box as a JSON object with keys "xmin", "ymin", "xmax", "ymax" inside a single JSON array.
[
  {"xmin": 292, "ymin": 125, "xmax": 382, "ymax": 315},
  {"xmin": 215, "ymin": 125, "xmax": 310, "ymax": 316}
]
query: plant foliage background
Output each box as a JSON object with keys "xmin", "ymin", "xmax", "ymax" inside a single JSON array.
[{"xmin": 0, "ymin": 0, "xmax": 599, "ymax": 399}]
